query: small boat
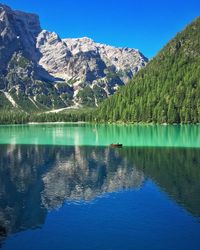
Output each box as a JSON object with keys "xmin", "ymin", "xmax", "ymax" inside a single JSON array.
[{"xmin": 110, "ymin": 143, "xmax": 123, "ymax": 148}]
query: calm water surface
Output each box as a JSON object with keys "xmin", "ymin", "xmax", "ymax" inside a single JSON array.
[
  {"xmin": 0, "ymin": 123, "xmax": 199, "ymax": 147},
  {"xmin": 0, "ymin": 124, "xmax": 200, "ymax": 250}
]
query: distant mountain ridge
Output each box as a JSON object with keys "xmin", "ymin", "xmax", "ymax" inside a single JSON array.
[{"xmin": 0, "ymin": 3, "xmax": 148, "ymax": 112}]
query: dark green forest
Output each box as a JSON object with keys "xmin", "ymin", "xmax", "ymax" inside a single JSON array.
[
  {"xmin": 0, "ymin": 109, "xmax": 93, "ymax": 124},
  {"xmin": 94, "ymin": 17, "xmax": 200, "ymax": 124},
  {"xmin": 0, "ymin": 17, "xmax": 200, "ymax": 124}
]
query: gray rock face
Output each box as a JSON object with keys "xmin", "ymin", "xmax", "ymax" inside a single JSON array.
[
  {"xmin": 64, "ymin": 37, "xmax": 147, "ymax": 82},
  {"xmin": 37, "ymin": 35, "xmax": 148, "ymax": 106},
  {"xmin": 0, "ymin": 4, "xmax": 148, "ymax": 111},
  {"xmin": 36, "ymin": 30, "xmax": 72, "ymax": 78},
  {"xmin": 0, "ymin": 3, "xmax": 41, "ymax": 69}
]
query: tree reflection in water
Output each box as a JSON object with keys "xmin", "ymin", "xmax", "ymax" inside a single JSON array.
[{"xmin": 0, "ymin": 144, "xmax": 199, "ymax": 243}]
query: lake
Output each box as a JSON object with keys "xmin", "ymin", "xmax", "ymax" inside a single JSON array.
[{"xmin": 0, "ymin": 124, "xmax": 200, "ymax": 250}]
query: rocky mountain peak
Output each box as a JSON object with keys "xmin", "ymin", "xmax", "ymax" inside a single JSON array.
[
  {"xmin": 0, "ymin": 4, "xmax": 41, "ymax": 44},
  {"xmin": 0, "ymin": 3, "xmax": 41, "ymax": 71},
  {"xmin": 63, "ymin": 37, "xmax": 98, "ymax": 54},
  {"xmin": 36, "ymin": 30, "xmax": 72, "ymax": 78},
  {"xmin": 0, "ymin": 4, "xmax": 148, "ymax": 111},
  {"xmin": 63, "ymin": 37, "xmax": 147, "ymax": 78}
]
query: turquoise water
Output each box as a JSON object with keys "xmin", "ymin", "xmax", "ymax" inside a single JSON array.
[
  {"xmin": 0, "ymin": 125, "xmax": 200, "ymax": 250},
  {"xmin": 0, "ymin": 124, "xmax": 199, "ymax": 147}
]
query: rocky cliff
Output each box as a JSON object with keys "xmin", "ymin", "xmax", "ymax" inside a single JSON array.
[{"xmin": 0, "ymin": 4, "xmax": 148, "ymax": 112}]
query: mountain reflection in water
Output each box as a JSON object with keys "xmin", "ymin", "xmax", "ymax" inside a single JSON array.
[{"xmin": 0, "ymin": 144, "xmax": 200, "ymax": 244}]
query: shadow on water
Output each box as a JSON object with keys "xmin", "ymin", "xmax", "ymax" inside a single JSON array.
[
  {"xmin": 120, "ymin": 147, "xmax": 200, "ymax": 217},
  {"xmin": 0, "ymin": 144, "xmax": 199, "ymax": 244},
  {"xmin": 0, "ymin": 226, "xmax": 6, "ymax": 248}
]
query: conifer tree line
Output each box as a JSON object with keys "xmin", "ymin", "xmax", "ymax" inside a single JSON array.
[
  {"xmin": 0, "ymin": 110, "xmax": 93, "ymax": 124},
  {"xmin": 0, "ymin": 18, "xmax": 200, "ymax": 124},
  {"xmin": 94, "ymin": 17, "xmax": 200, "ymax": 124}
]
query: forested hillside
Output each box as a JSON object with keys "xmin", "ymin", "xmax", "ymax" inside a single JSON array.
[{"xmin": 95, "ymin": 17, "xmax": 200, "ymax": 123}]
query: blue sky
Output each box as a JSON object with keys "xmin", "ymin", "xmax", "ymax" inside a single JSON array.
[{"xmin": 1, "ymin": 0, "xmax": 200, "ymax": 58}]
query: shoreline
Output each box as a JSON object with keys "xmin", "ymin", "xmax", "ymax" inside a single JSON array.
[
  {"xmin": 28, "ymin": 121, "xmax": 87, "ymax": 125},
  {"xmin": 0, "ymin": 122, "xmax": 199, "ymax": 126}
]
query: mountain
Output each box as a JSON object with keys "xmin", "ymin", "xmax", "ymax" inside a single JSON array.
[
  {"xmin": 96, "ymin": 17, "xmax": 200, "ymax": 124},
  {"xmin": 0, "ymin": 4, "xmax": 148, "ymax": 112}
]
